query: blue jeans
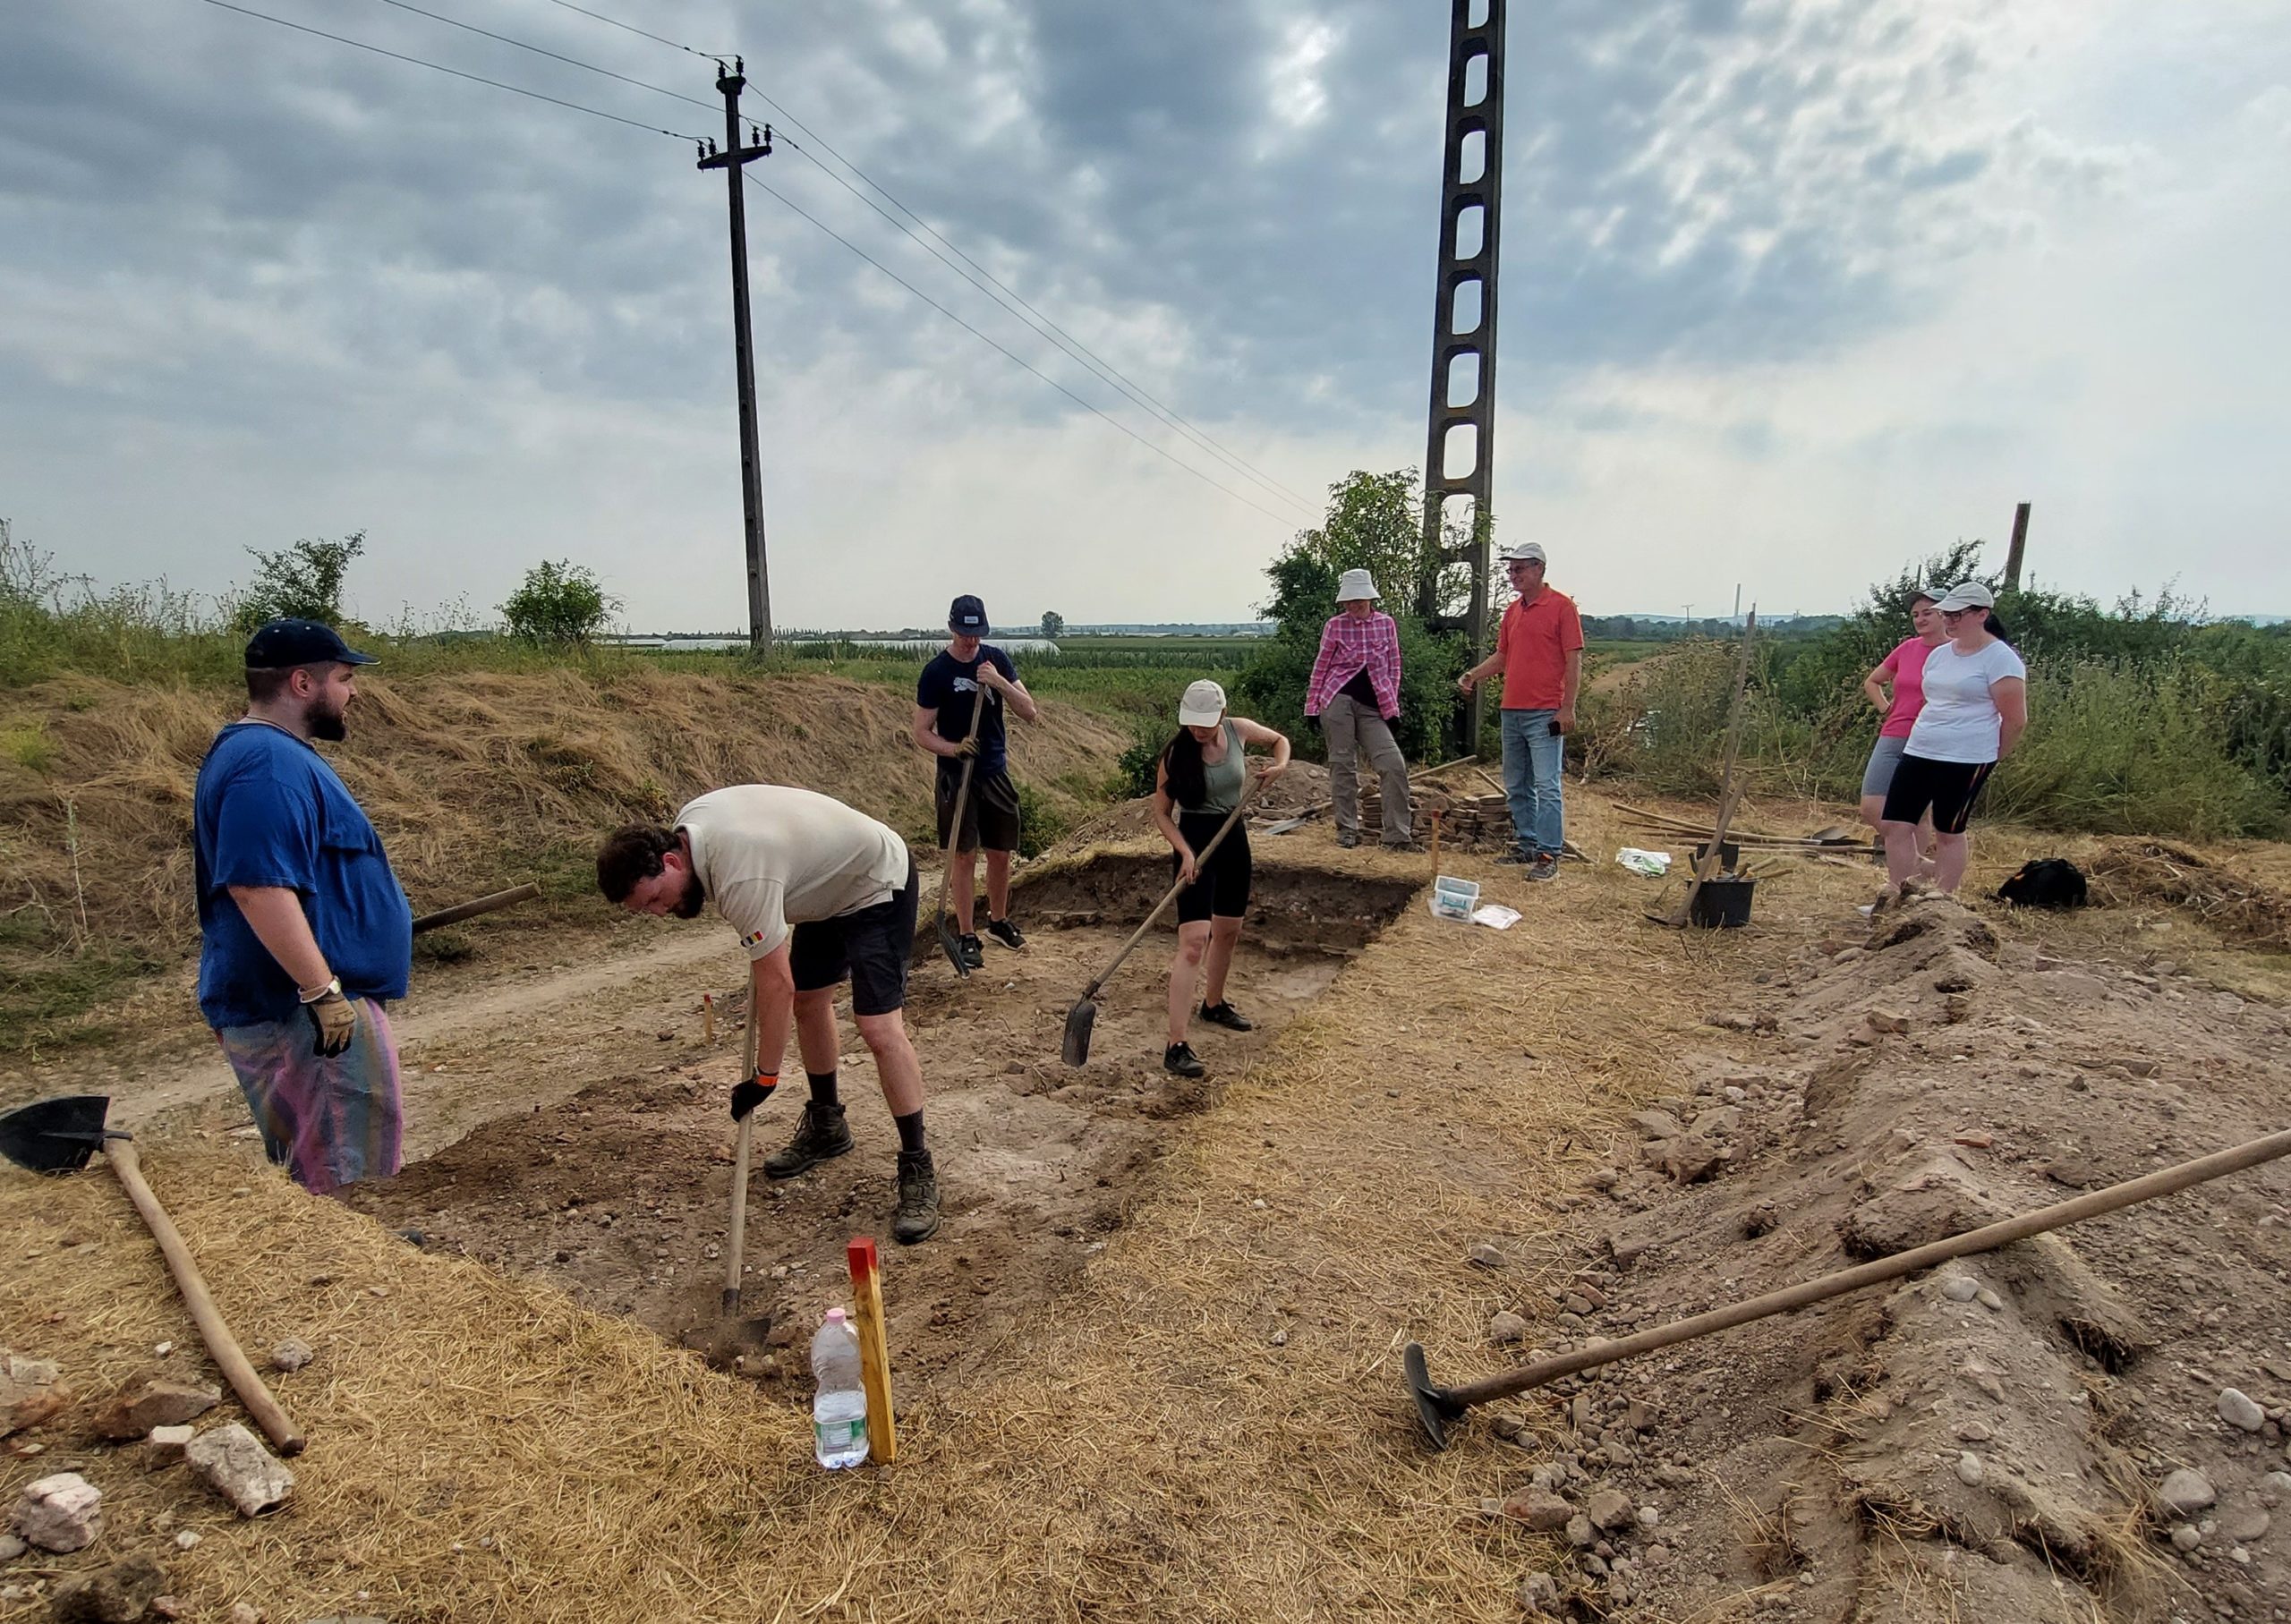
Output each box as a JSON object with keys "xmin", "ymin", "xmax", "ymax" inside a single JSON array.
[{"xmin": 1500, "ymin": 708, "xmax": 1565, "ymax": 858}]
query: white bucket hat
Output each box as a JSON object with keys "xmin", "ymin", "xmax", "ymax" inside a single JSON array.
[
  {"xmin": 1933, "ymin": 582, "xmax": 1996, "ymax": 613},
  {"xmin": 1177, "ymin": 679, "xmax": 1228, "ymax": 727},
  {"xmin": 1334, "ymin": 568, "xmax": 1380, "ymax": 604}
]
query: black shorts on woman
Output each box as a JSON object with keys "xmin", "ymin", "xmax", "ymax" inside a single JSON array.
[
  {"xmin": 1171, "ymin": 811, "xmax": 1251, "ymax": 924},
  {"xmin": 1880, "ymin": 755, "xmax": 1993, "ymax": 836}
]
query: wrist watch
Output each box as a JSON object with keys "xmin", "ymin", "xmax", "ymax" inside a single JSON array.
[{"xmin": 299, "ymin": 976, "xmax": 343, "ymax": 1005}]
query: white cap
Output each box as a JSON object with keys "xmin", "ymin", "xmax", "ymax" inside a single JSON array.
[
  {"xmin": 1498, "ymin": 541, "xmax": 1547, "ymax": 565},
  {"xmin": 1334, "ymin": 568, "xmax": 1380, "ymax": 603},
  {"xmin": 1933, "ymin": 581, "xmax": 1996, "ymax": 613},
  {"xmin": 1177, "ymin": 679, "xmax": 1227, "ymax": 727},
  {"xmin": 825, "ymin": 1307, "xmax": 847, "ymax": 1323}
]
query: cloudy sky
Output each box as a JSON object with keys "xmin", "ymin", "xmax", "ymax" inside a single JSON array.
[{"xmin": 3, "ymin": 0, "xmax": 2287, "ymax": 632}]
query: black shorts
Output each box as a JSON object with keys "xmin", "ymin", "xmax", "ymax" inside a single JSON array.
[
  {"xmin": 788, "ymin": 861, "xmax": 919, "ymax": 1017},
  {"xmin": 937, "ymin": 766, "xmax": 1021, "ymax": 854},
  {"xmin": 1880, "ymin": 754, "xmax": 1995, "ymax": 836},
  {"xmin": 1172, "ymin": 810, "xmax": 1251, "ymax": 924}
]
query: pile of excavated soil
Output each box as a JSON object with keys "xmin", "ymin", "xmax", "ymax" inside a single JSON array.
[{"xmin": 1462, "ymin": 891, "xmax": 2291, "ymax": 1620}]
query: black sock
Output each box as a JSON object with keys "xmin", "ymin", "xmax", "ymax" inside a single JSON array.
[
  {"xmin": 894, "ymin": 1109, "xmax": 926, "ymax": 1155},
  {"xmin": 807, "ymin": 1070, "xmax": 839, "ymax": 1110}
]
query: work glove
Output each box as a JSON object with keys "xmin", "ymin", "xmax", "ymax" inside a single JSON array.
[
  {"xmin": 953, "ymin": 737, "xmax": 979, "ymax": 759},
  {"xmin": 730, "ymin": 1075, "xmax": 778, "ymax": 1121},
  {"xmin": 305, "ymin": 989, "xmax": 356, "ymax": 1058}
]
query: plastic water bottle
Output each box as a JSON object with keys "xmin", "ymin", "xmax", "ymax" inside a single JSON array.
[{"xmin": 810, "ymin": 1308, "xmax": 870, "ymax": 1468}]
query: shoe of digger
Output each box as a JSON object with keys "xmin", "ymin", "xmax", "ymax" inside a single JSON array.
[
  {"xmin": 763, "ymin": 1101, "xmax": 853, "ymax": 1179},
  {"xmin": 958, "ymin": 932, "xmax": 985, "ymax": 971},
  {"xmin": 1335, "ymin": 829, "xmax": 1360, "ymax": 849},
  {"xmin": 1198, "ymin": 1001, "xmax": 1254, "ymax": 1032},
  {"xmin": 985, "ymin": 917, "xmax": 1026, "ymax": 950},
  {"xmin": 892, "ymin": 1149, "xmax": 941, "ymax": 1244},
  {"xmin": 1163, "ymin": 1042, "xmax": 1207, "ymax": 1078}
]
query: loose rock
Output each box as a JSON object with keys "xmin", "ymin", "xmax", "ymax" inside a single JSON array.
[
  {"xmin": 1629, "ymin": 1110, "xmax": 1682, "ymax": 1140},
  {"xmin": 2171, "ymin": 1523, "xmax": 2202, "ymax": 1552},
  {"xmin": 144, "ymin": 1425, "xmax": 195, "ymax": 1469},
  {"xmin": 1565, "ymin": 1514, "xmax": 1596, "ymax": 1548},
  {"xmin": 2, "ymin": 1352, "xmax": 72, "ymax": 1437},
  {"xmin": 47, "ymin": 1552, "xmax": 166, "ymax": 1624},
  {"xmin": 1488, "ymin": 1312, "xmax": 1528, "ymax": 1345},
  {"xmin": 1586, "ymin": 1488, "xmax": 1635, "ymax": 1532},
  {"xmin": 1502, "ymin": 1490, "xmax": 1574, "ymax": 1533},
  {"xmin": 92, "ymin": 1380, "xmax": 221, "ymax": 1441},
  {"xmin": 1657, "ymin": 1135, "xmax": 1725, "ymax": 1184},
  {"xmin": 0, "ymin": 1533, "xmax": 22, "ymax": 1561},
  {"xmin": 1468, "ymin": 1242, "xmax": 1506, "ymax": 1270},
  {"xmin": 2219, "ymin": 1388, "xmax": 2265, "ymax": 1433},
  {"xmin": 1519, "ymin": 1571, "xmax": 1563, "ymax": 1615},
  {"xmin": 1940, "ymin": 1276, "xmax": 1980, "ymax": 1303},
  {"xmin": 268, "ymin": 1340, "xmax": 314, "ymax": 1374},
  {"xmin": 12, "ymin": 1472, "xmax": 102, "ymax": 1553},
  {"xmin": 184, "ymin": 1424, "xmax": 295, "ymax": 1518},
  {"xmin": 2159, "ymin": 1467, "xmax": 2217, "ymax": 1515},
  {"xmin": 1955, "ymin": 1452, "xmax": 1985, "ymax": 1486}
]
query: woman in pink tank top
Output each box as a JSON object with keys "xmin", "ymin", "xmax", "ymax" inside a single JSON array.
[{"xmin": 1857, "ymin": 592, "xmax": 1946, "ymax": 837}]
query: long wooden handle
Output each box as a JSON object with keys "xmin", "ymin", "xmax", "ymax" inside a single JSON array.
[
  {"xmin": 411, "ymin": 881, "xmax": 541, "ymax": 935},
  {"xmin": 104, "ymin": 1140, "xmax": 304, "ymax": 1456},
  {"xmin": 933, "ymin": 684, "xmax": 991, "ymax": 920},
  {"xmin": 724, "ymin": 1016, "xmax": 759, "ymax": 1307},
  {"xmin": 1084, "ymin": 780, "xmax": 1262, "ymax": 999},
  {"xmin": 1670, "ymin": 610, "xmax": 1757, "ymax": 925},
  {"xmin": 1442, "ymin": 1124, "xmax": 2291, "ymax": 1409}
]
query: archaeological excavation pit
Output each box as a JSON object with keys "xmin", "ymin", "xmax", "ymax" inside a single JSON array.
[{"xmin": 343, "ymin": 853, "xmax": 1418, "ymax": 1398}]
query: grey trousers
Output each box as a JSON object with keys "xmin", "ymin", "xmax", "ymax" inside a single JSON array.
[{"xmin": 1324, "ymin": 693, "xmax": 1411, "ymax": 842}]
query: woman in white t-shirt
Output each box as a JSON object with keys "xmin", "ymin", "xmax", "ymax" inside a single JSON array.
[{"xmin": 1877, "ymin": 581, "xmax": 2027, "ymax": 896}]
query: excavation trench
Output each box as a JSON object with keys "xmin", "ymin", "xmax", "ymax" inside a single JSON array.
[{"xmin": 344, "ymin": 855, "xmax": 1418, "ymax": 1398}]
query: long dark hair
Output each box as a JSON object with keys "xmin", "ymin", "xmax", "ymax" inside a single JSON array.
[
  {"xmin": 1161, "ymin": 728, "xmax": 1207, "ymax": 809},
  {"xmin": 1984, "ymin": 611, "xmax": 2012, "ymax": 643}
]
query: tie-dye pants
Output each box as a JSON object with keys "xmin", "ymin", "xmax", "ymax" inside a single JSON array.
[{"xmin": 213, "ymin": 999, "xmax": 403, "ymax": 1195}]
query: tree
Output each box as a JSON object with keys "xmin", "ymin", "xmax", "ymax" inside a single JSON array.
[
  {"xmin": 500, "ymin": 559, "xmax": 619, "ymax": 646},
  {"xmin": 232, "ymin": 531, "xmax": 366, "ymax": 631},
  {"xmin": 1040, "ymin": 611, "xmax": 1065, "ymax": 639}
]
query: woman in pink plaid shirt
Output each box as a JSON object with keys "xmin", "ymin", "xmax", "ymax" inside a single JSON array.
[{"xmin": 1303, "ymin": 570, "xmax": 1417, "ymax": 850}]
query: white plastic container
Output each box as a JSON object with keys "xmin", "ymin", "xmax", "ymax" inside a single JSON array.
[
  {"xmin": 809, "ymin": 1307, "xmax": 870, "ymax": 1468},
  {"xmin": 1429, "ymin": 875, "xmax": 1480, "ymax": 921}
]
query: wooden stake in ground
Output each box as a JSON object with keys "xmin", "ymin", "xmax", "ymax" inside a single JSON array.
[
  {"xmin": 847, "ymin": 1237, "xmax": 897, "ymax": 1463},
  {"xmin": 1659, "ymin": 609, "xmax": 1757, "ymax": 928}
]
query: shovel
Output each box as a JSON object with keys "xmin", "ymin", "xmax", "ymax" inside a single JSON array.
[
  {"xmin": 1061, "ymin": 778, "xmax": 1261, "ymax": 1066},
  {"xmin": 684, "ymin": 1014, "xmax": 775, "ymax": 1368},
  {"xmin": 1, "ymin": 1094, "xmax": 304, "ymax": 1455},
  {"xmin": 933, "ymin": 684, "xmax": 991, "ymax": 978}
]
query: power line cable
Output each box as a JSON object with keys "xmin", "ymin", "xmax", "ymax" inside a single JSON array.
[
  {"xmin": 537, "ymin": 0, "xmax": 728, "ymax": 64},
  {"xmin": 745, "ymin": 171, "xmax": 1294, "ymax": 527},
  {"xmin": 189, "ymin": 0, "xmax": 705, "ymax": 140},
  {"xmin": 532, "ymin": 0, "xmax": 1316, "ymax": 512},
  {"xmin": 362, "ymin": 0, "xmax": 723, "ymax": 120}
]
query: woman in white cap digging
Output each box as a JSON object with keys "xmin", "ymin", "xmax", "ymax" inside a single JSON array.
[
  {"xmin": 1304, "ymin": 569, "xmax": 1416, "ymax": 851},
  {"xmin": 1150, "ymin": 680, "xmax": 1290, "ymax": 1078},
  {"xmin": 1877, "ymin": 582, "xmax": 2026, "ymax": 897}
]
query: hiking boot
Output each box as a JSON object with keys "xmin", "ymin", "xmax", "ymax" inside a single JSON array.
[
  {"xmin": 891, "ymin": 1149, "xmax": 941, "ymax": 1244},
  {"xmin": 1163, "ymin": 1042, "xmax": 1206, "ymax": 1078},
  {"xmin": 958, "ymin": 932, "xmax": 985, "ymax": 971},
  {"xmin": 1198, "ymin": 1001, "xmax": 1254, "ymax": 1032},
  {"xmin": 1336, "ymin": 829, "xmax": 1360, "ymax": 849},
  {"xmin": 1527, "ymin": 854, "xmax": 1560, "ymax": 882},
  {"xmin": 763, "ymin": 1101, "xmax": 852, "ymax": 1178},
  {"xmin": 985, "ymin": 916, "xmax": 1026, "ymax": 950}
]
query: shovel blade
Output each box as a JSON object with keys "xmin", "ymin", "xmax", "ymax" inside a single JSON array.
[
  {"xmin": 0, "ymin": 1094, "xmax": 114, "ymax": 1175},
  {"xmin": 1060, "ymin": 998, "xmax": 1096, "ymax": 1067},
  {"xmin": 937, "ymin": 911, "xmax": 972, "ymax": 979},
  {"xmin": 1403, "ymin": 1341, "xmax": 1465, "ymax": 1450}
]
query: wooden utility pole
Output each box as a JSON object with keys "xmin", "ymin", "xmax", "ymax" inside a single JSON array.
[
  {"xmin": 2002, "ymin": 501, "xmax": 2031, "ymax": 593},
  {"xmin": 697, "ymin": 63, "xmax": 776, "ymax": 658}
]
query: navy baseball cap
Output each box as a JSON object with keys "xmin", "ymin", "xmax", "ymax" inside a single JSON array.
[
  {"xmin": 243, "ymin": 618, "xmax": 378, "ymax": 669},
  {"xmin": 949, "ymin": 595, "xmax": 988, "ymax": 633}
]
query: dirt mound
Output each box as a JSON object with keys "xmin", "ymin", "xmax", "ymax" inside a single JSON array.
[
  {"xmin": 1471, "ymin": 894, "xmax": 2291, "ymax": 1620},
  {"xmin": 0, "ymin": 669, "xmax": 1128, "ymax": 1050},
  {"xmin": 2087, "ymin": 838, "xmax": 2291, "ymax": 949}
]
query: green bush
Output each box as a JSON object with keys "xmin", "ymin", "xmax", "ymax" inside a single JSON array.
[
  {"xmin": 231, "ymin": 531, "xmax": 366, "ymax": 631},
  {"xmin": 1012, "ymin": 779, "xmax": 1069, "ymax": 858},
  {"xmin": 502, "ymin": 559, "xmax": 618, "ymax": 646}
]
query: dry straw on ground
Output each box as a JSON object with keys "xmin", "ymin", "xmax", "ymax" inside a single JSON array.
[
  {"xmin": 2085, "ymin": 836, "xmax": 2291, "ymax": 949},
  {"xmin": 1, "ymin": 795, "xmax": 1747, "ymax": 1622}
]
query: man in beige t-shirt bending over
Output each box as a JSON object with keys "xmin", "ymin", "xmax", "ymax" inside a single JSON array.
[{"xmin": 595, "ymin": 785, "xmax": 940, "ymax": 1243}]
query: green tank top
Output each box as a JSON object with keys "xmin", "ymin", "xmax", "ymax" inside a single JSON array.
[{"xmin": 1191, "ymin": 720, "xmax": 1245, "ymax": 813}]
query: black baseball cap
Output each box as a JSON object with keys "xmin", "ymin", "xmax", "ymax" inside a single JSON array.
[
  {"xmin": 243, "ymin": 618, "xmax": 378, "ymax": 669},
  {"xmin": 949, "ymin": 594, "xmax": 988, "ymax": 633}
]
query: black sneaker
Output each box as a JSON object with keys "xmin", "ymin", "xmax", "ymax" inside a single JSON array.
[
  {"xmin": 985, "ymin": 917, "xmax": 1026, "ymax": 950},
  {"xmin": 958, "ymin": 932, "xmax": 985, "ymax": 971},
  {"xmin": 891, "ymin": 1149, "xmax": 941, "ymax": 1244},
  {"xmin": 1336, "ymin": 829, "xmax": 1360, "ymax": 849},
  {"xmin": 1528, "ymin": 855, "xmax": 1560, "ymax": 882},
  {"xmin": 1495, "ymin": 849, "xmax": 1537, "ymax": 866},
  {"xmin": 1198, "ymin": 1001, "xmax": 1254, "ymax": 1032},
  {"xmin": 1163, "ymin": 1042, "xmax": 1206, "ymax": 1078},
  {"xmin": 762, "ymin": 1101, "xmax": 853, "ymax": 1178}
]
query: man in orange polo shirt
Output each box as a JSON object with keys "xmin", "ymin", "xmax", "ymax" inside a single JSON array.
[{"xmin": 1458, "ymin": 541, "xmax": 1584, "ymax": 881}]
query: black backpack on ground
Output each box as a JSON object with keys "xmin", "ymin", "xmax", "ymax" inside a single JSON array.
[{"xmin": 1997, "ymin": 857, "xmax": 2088, "ymax": 909}]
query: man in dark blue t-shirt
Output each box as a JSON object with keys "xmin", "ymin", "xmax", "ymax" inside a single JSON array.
[
  {"xmin": 194, "ymin": 618, "xmax": 413, "ymax": 1195},
  {"xmin": 910, "ymin": 594, "xmax": 1038, "ymax": 969}
]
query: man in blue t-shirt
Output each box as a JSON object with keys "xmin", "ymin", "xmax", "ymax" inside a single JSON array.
[
  {"xmin": 194, "ymin": 618, "xmax": 413, "ymax": 1195},
  {"xmin": 909, "ymin": 594, "xmax": 1038, "ymax": 970}
]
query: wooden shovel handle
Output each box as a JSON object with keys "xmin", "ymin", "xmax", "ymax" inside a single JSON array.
[
  {"xmin": 724, "ymin": 1016, "xmax": 760, "ymax": 1305},
  {"xmin": 1083, "ymin": 778, "xmax": 1263, "ymax": 999},
  {"xmin": 933, "ymin": 683, "xmax": 992, "ymax": 923},
  {"xmin": 104, "ymin": 1139, "xmax": 303, "ymax": 1456}
]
